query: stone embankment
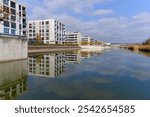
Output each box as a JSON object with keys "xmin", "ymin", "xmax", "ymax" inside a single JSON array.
[{"xmin": 28, "ymin": 46, "xmax": 81, "ymax": 54}]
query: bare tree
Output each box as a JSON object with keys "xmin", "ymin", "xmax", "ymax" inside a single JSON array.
[{"xmin": 36, "ymin": 33, "xmax": 42, "ymax": 44}]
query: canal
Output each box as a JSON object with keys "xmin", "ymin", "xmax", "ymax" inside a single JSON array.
[{"xmin": 0, "ymin": 48, "xmax": 150, "ymax": 100}]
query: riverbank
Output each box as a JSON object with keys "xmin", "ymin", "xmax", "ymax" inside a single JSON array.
[
  {"xmin": 28, "ymin": 46, "xmax": 81, "ymax": 54},
  {"xmin": 122, "ymin": 44, "xmax": 150, "ymax": 52}
]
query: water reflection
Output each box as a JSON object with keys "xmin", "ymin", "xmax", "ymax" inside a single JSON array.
[
  {"xmin": 2, "ymin": 48, "xmax": 150, "ymax": 100},
  {"xmin": 0, "ymin": 60, "xmax": 28, "ymax": 100},
  {"xmin": 28, "ymin": 49, "xmax": 104, "ymax": 78},
  {"xmin": 28, "ymin": 53, "xmax": 65, "ymax": 78}
]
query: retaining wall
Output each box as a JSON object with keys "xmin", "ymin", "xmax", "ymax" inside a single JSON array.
[{"xmin": 0, "ymin": 35, "xmax": 27, "ymax": 62}]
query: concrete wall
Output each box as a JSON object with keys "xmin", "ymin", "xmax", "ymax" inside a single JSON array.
[
  {"xmin": 0, "ymin": 35, "xmax": 28, "ymax": 62},
  {"xmin": 0, "ymin": 59, "xmax": 28, "ymax": 100}
]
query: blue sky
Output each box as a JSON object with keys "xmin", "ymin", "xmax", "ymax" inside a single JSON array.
[{"xmin": 18, "ymin": 0, "xmax": 150, "ymax": 43}]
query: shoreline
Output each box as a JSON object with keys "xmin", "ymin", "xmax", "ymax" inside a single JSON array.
[
  {"xmin": 121, "ymin": 44, "xmax": 150, "ymax": 52},
  {"xmin": 28, "ymin": 46, "xmax": 81, "ymax": 54}
]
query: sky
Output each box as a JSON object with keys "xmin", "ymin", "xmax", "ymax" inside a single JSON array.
[{"xmin": 18, "ymin": 0, "xmax": 150, "ymax": 43}]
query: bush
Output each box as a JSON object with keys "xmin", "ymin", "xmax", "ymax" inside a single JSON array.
[{"xmin": 144, "ymin": 38, "xmax": 150, "ymax": 45}]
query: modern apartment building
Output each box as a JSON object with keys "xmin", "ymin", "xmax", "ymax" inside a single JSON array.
[
  {"xmin": 0, "ymin": 0, "xmax": 27, "ymax": 36},
  {"xmin": 81, "ymin": 36, "xmax": 94, "ymax": 45},
  {"xmin": 65, "ymin": 32, "xmax": 82, "ymax": 45},
  {"xmin": 28, "ymin": 53, "xmax": 65, "ymax": 78},
  {"xmin": 28, "ymin": 19, "xmax": 65, "ymax": 44}
]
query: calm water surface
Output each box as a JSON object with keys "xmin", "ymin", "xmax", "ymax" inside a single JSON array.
[{"xmin": 1, "ymin": 48, "xmax": 150, "ymax": 100}]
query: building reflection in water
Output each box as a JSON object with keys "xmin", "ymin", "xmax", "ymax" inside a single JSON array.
[
  {"xmin": 0, "ymin": 60, "xmax": 28, "ymax": 100},
  {"xmin": 28, "ymin": 53, "xmax": 65, "ymax": 78},
  {"xmin": 80, "ymin": 49, "xmax": 104, "ymax": 59},
  {"xmin": 28, "ymin": 49, "xmax": 105, "ymax": 78},
  {"xmin": 65, "ymin": 51, "xmax": 81, "ymax": 64},
  {"xmin": 65, "ymin": 49, "xmax": 104, "ymax": 64}
]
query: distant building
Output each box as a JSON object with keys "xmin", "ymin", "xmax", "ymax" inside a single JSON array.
[
  {"xmin": 28, "ymin": 53, "xmax": 65, "ymax": 78},
  {"xmin": 28, "ymin": 19, "xmax": 65, "ymax": 44},
  {"xmin": 0, "ymin": 0, "xmax": 27, "ymax": 36},
  {"xmin": 81, "ymin": 36, "xmax": 94, "ymax": 45},
  {"xmin": 65, "ymin": 32, "xmax": 82, "ymax": 45}
]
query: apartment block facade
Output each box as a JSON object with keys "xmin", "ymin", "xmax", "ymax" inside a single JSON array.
[
  {"xmin": 28, "ymin": 19, "xmax": 65, "ymax": 44},
  {"xmin": 65, "ymin": 32, "xmax": 82, "ymax": 45},
  {"xmin": 0, "ymin": 0, "xmax": 27, "ymax": 36}
]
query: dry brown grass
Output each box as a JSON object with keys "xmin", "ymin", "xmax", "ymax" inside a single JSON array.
[{"xmin": 123, "ymin": 44, "xmax": 150, "ymax": 52}]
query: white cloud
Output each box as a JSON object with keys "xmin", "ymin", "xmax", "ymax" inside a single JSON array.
[
  {"xmin": 18, "ymin": 0, "xmax": 150, "ymax": 43},
  {"xmin": 93, "ymin": 9, "xmax": 114, "ymax": 15}
]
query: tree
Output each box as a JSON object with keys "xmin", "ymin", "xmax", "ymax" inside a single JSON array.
[
  {"xmin": 36, "ymin": 33, "xmax": 42, "ymax": 44},
  {"xmin": 144, "ymin": 38, "xmax": 150, "ymax": 45}
]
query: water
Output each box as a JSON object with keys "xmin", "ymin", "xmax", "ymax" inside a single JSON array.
[{"xmin": 0, "ymin": 48, "xmax": 150, "ymax": 100}]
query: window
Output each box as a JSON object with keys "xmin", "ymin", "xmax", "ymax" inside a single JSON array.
[
  {"xmin": 11, "ymin": 15, "xmax": 16, "ymax": 22},
  {"xmin": 4, "ymin": 27, "xmax": 9, "ymax": 34},
  {"xmin": 4, "ymin": 21, "xmax": 9, "ymax": 27},
  {"xmin": 46, "ymin": 37, "xmax": 49, "ymax": 40},
  {"xmin": 11, "ymin": 9, "xmax": 16, "ymax": 15},
  {"xmin": 11, "ymin": 23, "xmax": 16, "ymax": 29},
  {"xmin": 29, "ymin": 30, "xmax": 32, "ymax": 33},
  {"xmin": 46, "ymin": 21, "xmax": 49, "ymax": 25},
  {"xmin": 11, "ymin": 1, "xmax": 16, "ymax": 8},
  {"xmin": 11, "ymin": 29, "xmax": 16, "ymax": 35},
  {"xmin": 46, "ymin": 33, "xmax": 49, "ymax": 36},
  {"xmin": 46, "ymin": 29, "xmax": 49, "ymax": 32},
  {"xmin": 3, "ymin": 0, "xmax": 9, "ymax": 5},
  {"xmin": 19, "ymin": 24, "xmax": 22, "ymax": 29},
  {"xmin": 19, "ymin": 5, "xmax": 21, "ymax": 10}
]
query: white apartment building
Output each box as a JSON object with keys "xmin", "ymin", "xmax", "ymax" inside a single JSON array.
[
  {"xmin": 65, "ymin": 32, "xmax": 82, "ymax": 45},
  {"xmin": 81, "ymin": 36, "xmax": 94, "ymax": 45},
  {"xmin": 0, "ymin": 0, "xmax": 27, "ymax": 36},
  {"xmin": 28, "ymin": 53, "xmax": 65, "ymax": 78},
  {"xmin": 28, "ymin": 19, "xmax": 65, "ymax": 44}
]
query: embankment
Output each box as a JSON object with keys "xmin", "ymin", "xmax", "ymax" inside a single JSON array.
[{"xmin": 28, "ymin": 46, "xmax": 81, "ymax": 54}]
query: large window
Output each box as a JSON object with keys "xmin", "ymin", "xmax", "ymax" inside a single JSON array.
[
  {"xmin": 11, "ymin": 22, "xmax": 16, "ymax": 29},
  {"xmin": 10, "ymin": 1, "xmax": 16, "ymax": 8},
  {"xmin": 4, "ymin": 27, "xmax": 9, "ymax": 34},
  {"xmin": 3, "ymin": 0, "xmax": 9, "ymax": 6},
  {"xmin": 11, "ymin": 29, "xmax": 16, "ymax": 35},
  {"xmin": 4, "ymin": 21, "xmax": 9, "ymax": 27},
  {"xmin": 11, "ymin": 9, "xmax": 16, "ymax": 15},
  {"xmin": 11, "ymin": 15, "xmax": 16, "ymax": 22}
]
